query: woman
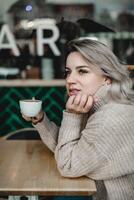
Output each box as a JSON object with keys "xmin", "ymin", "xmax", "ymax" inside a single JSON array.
[{"xmin": 22, "ymin": 38, "xmax": 134, "ymax": 200}]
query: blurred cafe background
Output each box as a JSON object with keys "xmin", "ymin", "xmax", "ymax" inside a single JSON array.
[{"xmin": 0, "ymin": 0, "xmax": 134, "ymax": 138}]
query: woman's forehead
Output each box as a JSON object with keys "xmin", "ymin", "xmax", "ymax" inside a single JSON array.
[{"xmin": 66, "ymin": 51, "xmax": 90, "ymax": 66}]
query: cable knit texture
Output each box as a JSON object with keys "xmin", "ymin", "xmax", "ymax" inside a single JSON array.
[{"xmin": 34, "ymin": 85, "xmax": 134, "ymax": 200}]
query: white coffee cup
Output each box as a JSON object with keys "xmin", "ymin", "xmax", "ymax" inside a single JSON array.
[{"xmin": 19, "ymin": 99, "xmax": 42, "ymax": 117}]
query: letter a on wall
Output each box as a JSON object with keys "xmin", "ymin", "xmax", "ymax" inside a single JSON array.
[{"xmin": 0, "ymin": 24, "xmax": 20, "ymax": 56}]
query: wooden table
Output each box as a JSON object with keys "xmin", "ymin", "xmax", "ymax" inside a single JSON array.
[{"xmin": 0, "ymin": 140, "xmax": 96, "ymax": 196}]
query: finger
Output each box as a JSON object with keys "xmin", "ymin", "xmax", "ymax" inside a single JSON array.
[
  {"xmin": 66, "ymin": 95, "xmax": 76, "ymax": 108},
  {"xmin": 73, "ymin": 93, "xmax": 82, "ymax": 105},
  {"xmin": 22, "ymin": 114, "xmax": 32, "ymax": 121},
  {"xmin": 84, "ymin": 95, "xmax": 94, "ymax": 111},
  {"xmin": 93, "ymin": 96, "xmax": 98, "ymax": 103},
  {"xmin": 32, "ymin": 118, "xmax": 38, "ymax": 125},
  {"xmin": 78, "ymin": 94, "xmax": 88, "ymax": 108},
  {"xmin": 31, "ymin": 111, "xmax": 44, "ymax": 124},
  {"xmin": 66, "ymin": 95, "xmax": 76, "ymax": 112},
  {"xmin": 32, "ymin": 117, "xmax": 43, "ymax": 124},
  {"xmin": 32, "ymin": 117, "xmax": 39, "ymax": 124}
]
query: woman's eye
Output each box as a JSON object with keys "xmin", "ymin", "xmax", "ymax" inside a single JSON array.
[
  {"xmin": 78, "ymin": 69, "xmax": 89, "ymax": 75},
  {"xmin": 64, "ymin": 70, "xmax": 71, "ymax": 78}
]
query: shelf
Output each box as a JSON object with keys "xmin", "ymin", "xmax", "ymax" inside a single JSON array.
[
  {"xmin": 0, "ymin": 79, "xmax": 66, "ymax": 87},
  {"xmin": 0, "ymin": 65, "xmax": 133, "ymax": 87}
]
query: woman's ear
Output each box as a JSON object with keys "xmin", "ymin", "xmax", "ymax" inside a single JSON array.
[
  {"xmin": 106, "ymin": 77, "xmax": 112, "ymax": 85},
  {"xmin": 103, "ymin": 77, "xmax": 112, "ymax": 85}
]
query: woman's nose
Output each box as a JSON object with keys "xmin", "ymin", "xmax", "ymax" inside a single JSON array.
[{"xmin": 66, "ymin": 73, "xmax": 76, "ymax": 83}]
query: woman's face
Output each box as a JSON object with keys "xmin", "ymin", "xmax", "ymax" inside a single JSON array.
[{"xmin": 65, "ymin": 51, "xmax": 106, "ymax": 97}]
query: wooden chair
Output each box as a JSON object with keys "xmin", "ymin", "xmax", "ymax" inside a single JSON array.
[{"xmin": 2, "ymin": 127, "xmax": 41, "ymax": 140}]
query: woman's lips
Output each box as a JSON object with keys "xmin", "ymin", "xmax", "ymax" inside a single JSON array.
[{"xmin": 69, "ymin": 89, "xmax": 80, "ymax": 96}]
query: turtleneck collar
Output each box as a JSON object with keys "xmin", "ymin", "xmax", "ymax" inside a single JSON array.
[{"xmin": 90, "ymin": 84, "xmax": 111, "ymax": 114}]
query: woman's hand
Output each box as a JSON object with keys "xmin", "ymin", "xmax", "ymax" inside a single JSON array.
[
  {"xmin": 66, "ymin": 93, "xmax": 97, "ymax": 114},
  {"xmin": 21, "ymin": 110, "xmax": 44, "ymax": 125}
]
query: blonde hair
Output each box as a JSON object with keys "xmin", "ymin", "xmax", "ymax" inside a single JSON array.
[{"xmin": 67, "ymin": 38, "xmax": 134, "ymax": 104}]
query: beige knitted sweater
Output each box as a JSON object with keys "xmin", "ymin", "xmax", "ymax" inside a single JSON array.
[{"xmin": 34, "ymin": 85, "xmax": 134, "ymax": 200}]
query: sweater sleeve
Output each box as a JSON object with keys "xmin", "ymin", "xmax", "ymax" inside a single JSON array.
[
  {"xmin": 54, "ymin": 110, "xmax": 107, "ymax": 178},
  {"xmin": 33, "ymin": 112, "xmax": 59, "ymax": 152}
]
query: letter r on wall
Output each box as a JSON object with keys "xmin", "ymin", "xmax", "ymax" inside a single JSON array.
[{"xmin": 36, "ymin": 24, "xmax": 61, "ymax": 56}]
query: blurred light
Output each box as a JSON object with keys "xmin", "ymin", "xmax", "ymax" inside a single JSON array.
[
  {"xmin": 79, "ymin": 36, "xmax": 99, "ymax": 41},
  {"xmin": 27, "ymin": 21, "xmax": 34, "ymax": 28},
  {"xmin": 25, "ymin": 5, "xmax": 33, "ymax": 12},
  {"xmin": 20, "ymin": 18, "xmax": 56, "ymax": 29}
]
